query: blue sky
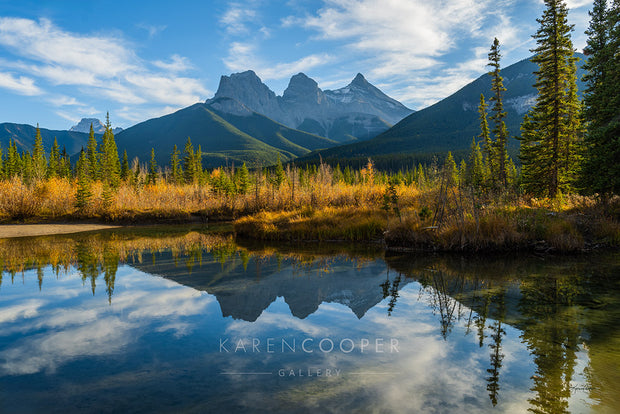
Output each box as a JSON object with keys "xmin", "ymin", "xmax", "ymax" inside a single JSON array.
[{"xmin": 0, "ymin": 0, "xmax": 594, "ymax": 130}]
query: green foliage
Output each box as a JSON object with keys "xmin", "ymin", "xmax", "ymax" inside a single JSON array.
[
  {"xmin": 75, "ymin": 149, "xmax": 92, "ymax": 210},
  {"xmin": 147, "ymin": 148, "xmax": 158, "ymax": 185},
  {"xmin": 488, "ymin": 38, "xmax": 511, "ymax": 187},
  {"xmin": 120, "ymin": 150, "xmax": 129, "ymax": 181},
  {"xmin": 46, "ymin": 137, "xmax": 60, "ymax": 179},
  {"xmin": 31, "ymin": 125, "xmax": 47, "ymax": 181},
  {"xmin": 520, "ymin": 0, "xmax": 581, "ymax": 197},
  {"xmin": 444, "ymin": 152, "xmax": 459, "ymax": 187},
  {"xmin": 580, "ymin": 0, "xmax": 620, "ymax": 196},
  {"xmin": 467, "ymin": 137, "xmax": 485, "ymax": 187},
  {"xmin": 183, "ymin": 137, "xmax": 197, "ymax": 184},
  {"xmin": 272, "ymin": 154, "xmax": 285, "ymax": 189},
  {"xmin": 235, "ymin": 162, "xmax": 250, "ymax": 194},
  {"xmin": 170, "ymin": 144, "xmax": 183, "ymax": 184},
  {"xmin": 86, "ymin": 124, "xmax": 99, "ymax": 181},
  {"xmin": 100, "ymin": 113, "xmax": 121, "ymax": 189}
]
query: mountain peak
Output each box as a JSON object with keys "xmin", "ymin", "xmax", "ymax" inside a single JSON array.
[
  {"xmin": 282, "ymin": 73, "xmax": 322, "ymax": 104},
  {"xmin": 287, "ymin": 73, "xmax": 319, "ymax": 89},
  {"xmin": 69, "ymin": 118, "xmax": 123, "ymax": 135},
  {"xmin": 70, "ymin": 118, "xmax": 105, "ymax": 134},
  {"xmin": 351, "ymin": 73, "xmax": 368, "ymax": 86}
]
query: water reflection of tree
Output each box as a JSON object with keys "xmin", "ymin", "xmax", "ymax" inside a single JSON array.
[
  {"xmin": 518, "ymin": 273, "xmax": 582, "ymax": 414},
  {"xmin": 486, "ymin": 287, "xmax": 506, "ymax": 407}
]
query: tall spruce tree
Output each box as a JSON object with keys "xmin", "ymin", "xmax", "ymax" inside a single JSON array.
[
  {"xmin": 86, "ymin": 124, "xmax": 99, "ymax": 181},
  {"xmin": 183, "ymin": 137, "xmax": 196, "ymax": 184},
  {"xmin": 47, "ymin": 137, "xmax": 60, "ymax": 179},
  {"xmin": 100, "ymin": 113, "xmax": 121, "ymax": 188},
  {"xmin": 120, "ymin": 150, "xmax": 129, "ymax": 181},
  {"xmin": 75, "ymin": 149, "xmax": 92, "ymax": 210},
  {"xmin": 60, "ymin": 147, "xmax": 71, "ymax": 178},
  {"xmin": 467, "ymin": 137, "xmax": 485, "ymax": 188},
  {"xmin": 6, "ymin": 139, "xmax": 19, "ymax": 179},
  {"xmin": 478, "ymin": 94, "xmax": 494, "ymax": 183},
  {"xmin": 519, "ymin": 0, "xmax": 581, "ymax": 197},
  {"xmin": 147, "ymin": 148, "xmax": 158, "ymax": 185},
  {"xmin": 581, "ymin": 0, "xmax": 620, "ymax": 195},
  {"xmin": 32, "ymin": 124, "xmax": 47, "ymax": 181},
  {"xmin": 236, "ymin": 162, "xmax": 250, "ymax": 194},
  {"xmin": 0, "ymin": 143, "xmax": 3, "ymax": 180},
  {"xmin": 488, "ymin": 38, "xmax": 510, "ymax": 187},
  {"xmin": 170, "ymin": 144, "xmax": 183, "ymax": 184}
]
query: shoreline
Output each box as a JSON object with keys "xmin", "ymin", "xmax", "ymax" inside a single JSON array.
[{"xmin": 0, "ymin": 224, "xmax": 123, "ymax": 239}]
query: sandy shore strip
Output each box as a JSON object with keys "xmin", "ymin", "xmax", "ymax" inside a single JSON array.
[{"xmin": 0, "ymin": 224, "xmax": 122, "ymax": 239}]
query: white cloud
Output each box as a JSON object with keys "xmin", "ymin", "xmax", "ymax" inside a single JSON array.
[
  {"xmin": 0, "ymin": 71, "xmax": 43, "ymax": 95},
  {"xmin": 152, "ymin": 54, "xmax": 194, "ymax": 73},
  {"xmin": 220, "ymin": 4, "xmax": 258, "ymax": 35},
  {"xmin": 0, "ymin": 17, "xmax": 209, "ymax": 125},
  {"xmin": 224, "ymin": 41, "xmax": 332, "ymax": 81},
  {"xmin": 48, "ymin": 95, "xmax": 83, "ymax": 107}
]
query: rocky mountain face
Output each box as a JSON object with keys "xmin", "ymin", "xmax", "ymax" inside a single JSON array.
[
  {"xmin": 70, "ymin": 118, "xmax": 123, "ymax": 135},
  {"xmin": 207, "ymin": 71, "xmax": 413, "ymax": 143}
]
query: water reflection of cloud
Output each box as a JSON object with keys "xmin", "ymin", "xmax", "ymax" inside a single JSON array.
[
  {"xmin": 0, "ymin": 265, "xmax": 217, "ymax": 376},
  {"xmin": 260, "ymin": 282, "xmax": 537, "ymax": 413}
]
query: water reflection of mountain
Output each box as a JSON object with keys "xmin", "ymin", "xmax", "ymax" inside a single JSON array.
[{"xmin": 131, "ymin": 251, "xmax": 409, "ymax": 322}]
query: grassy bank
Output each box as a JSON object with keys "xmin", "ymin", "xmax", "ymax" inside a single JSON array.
[
  {"xmin": 234, "ymin": 199, "xmax": 620, "ymax": 253},
  {"xmin": 1, "ymin": 167, "xmax": 619, "ymax": 253}
]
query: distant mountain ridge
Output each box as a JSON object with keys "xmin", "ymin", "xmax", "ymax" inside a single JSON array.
[
  {"xmin": 207, "ymin": 71, "xmax": 413, "ymax": 143},
  {"xmin": 0, "ymin": 123, "xmax": 90, "ymax": 156}
]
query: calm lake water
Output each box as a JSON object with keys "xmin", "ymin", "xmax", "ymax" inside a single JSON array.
[{"xmin": 0, "ymin": 226, "xmax": 618, "ymax": 413}]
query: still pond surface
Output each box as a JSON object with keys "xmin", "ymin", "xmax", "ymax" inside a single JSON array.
[{"xmin": 0, "ymin": 226, "xmax": 618, "ymax": 413}]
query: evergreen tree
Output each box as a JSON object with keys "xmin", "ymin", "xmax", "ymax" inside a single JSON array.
[
  {"xmin": 47, "ymin": 137, "xmax": 60, "ymax": 179},
  {"xmin": 170, "ymin": 144, "xmax": 183, "ymax": 184},
  {"xmin": 100, "ymin": 113, "xmax": 121, "ymax": 188},
  {"xmin": 60, "ymin": 147, "xmax": 71, "ymax": 178},
  {"xmin": 86, "ymin": 123, "xmax": 99, "ymax": 181},
  {"xmin": 519, "ymin": 0, "xmax": 581, "ymax": 197},
  {"xmin": 21, "ymin": 151, "xmax": 33, "ymax": 185},
  {"xmin": 478, "ymin": 94, "xmax": 494, "ymax": 183},
  {"xmin": 120, "ymin": 150, "xmax": 129, "ymax": 181},
  {"xmin": 467, "ymin": 137, "xmax": 485, "ymax": 187},
  {"xmin": 75, "ymin": 149, "xmax": 92, "ymax": 210},
  {"xmin": 6, "ymin": 139, "xmax": 19, "ymax": 179},
  {"xmin": 236, "ymin": 162, "xmax": 250, "ymax": 194},
  {"xmin": 580, "ymin": 0, "xmax": 620, "ymax": 195},
  {"xmin": 147, "ymin": 148, "xmax": 158, "ymax": 185},
  {"xmin": 0, "ymin": 142, "xmax": 3, "ymax": 180},
  {"xmin": 444, "ymin": 152, "xmax": 459, "ymax": 187},
  {"xmin": 488, "ymin": 38, "xmax": 510, "ymax": 187},
  {"xmin": 32, "ymin": 124, "xmax": 47, "ymax": 181},
  {"xmin": 273, "ymin": 154, "xmax": 285, "ymax": 189},
  {"xmin": 183, "ymin": 137, "xmax": 196, "ymax": 184}
]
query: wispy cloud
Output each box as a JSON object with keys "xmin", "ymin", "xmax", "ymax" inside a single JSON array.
[
  {"xmin": 135, "ymin": 22, "xmax": 167, "ymax": 38},
  {"xmin": 0, "ymin": 71, "xmax": 42, "ymax": 95},
  {"xmin": 152, "ymin": 54, "xmax": 194, "ymax": 73},
  {"xmin": 0, "ymin": 17, "xmax": 209, "ymax": 125},
  {"xmin": 224, "ymin": 41, "xmax": 332, "ymax": 81},
  {"xmin": 220, "ymin": 4, "xmax": 258, "ymax": 35}
]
